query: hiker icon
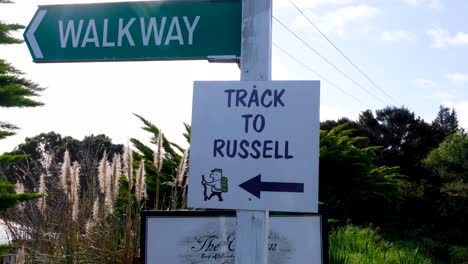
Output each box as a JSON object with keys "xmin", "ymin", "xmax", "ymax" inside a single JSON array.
[{"xmin": 202, "ymin": 168, "xmax": 228, "ymax": 201}]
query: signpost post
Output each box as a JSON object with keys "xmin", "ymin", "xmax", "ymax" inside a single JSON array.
[
  {"xmin": 237, "ymin": 1, "xmax": 270, "ymax": 263},
  {"xmin": 24, "ymin": 0, "xmax": 241, "ymax": 62}
]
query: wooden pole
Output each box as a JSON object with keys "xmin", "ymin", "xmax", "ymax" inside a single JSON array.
[{"xmin": 235, "ymin": 1, "xmax": 272, "ymax": 264}]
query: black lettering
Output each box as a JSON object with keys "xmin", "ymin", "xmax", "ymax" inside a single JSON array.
[
  {"xmin": 236, "ymin": 89, "xmax": 248, "ymax": 107},
  {"xmin": 253, "ymin": 114, "xmax": 266, "ymax": 133},
  {"xmin": 285, "ymin": 141, "xmax": 293, "ymax": 159},
  {"xmin": 227, "ymin": 235, "xmax": 236, "ymax": 251},
  {"xmin": 239, "ymin": 140, "xmax": 249, "ymax": 159},
  {"xmin": 268, "ymin": 243, "xmax": 278, "ymax": 251},
  {"xmin": 226, "ymin": 140, "xmax": 237, "ymax": 158},
  {"xmin": 242, "ymin": 114, "xmax": 253, "ymax": 133},
  {"xmin": 261, "ymin": 89, "xmax": 273, "ymax": 107},
  {"xmin": 247, "ymin": 88, "xmax": 259, "ymax": 107},
  {"xmin": 263, "ymin": 140, "xmax": 273, "ymax": 158},
  {"xmin": 213, "ymin": 139, "xmax": 225, "ymax": 157},
  {"xmin": 250, "ymin": 140, "xmax": 261, "ymax": 159},
  {"xmin": 224, "ymin": 89, "xmax": 235, "ymax": 107},
  {"xmin": 274, "ymin": 89, "xmax": 285, "ymax": 107},
  {"xmin": 192, "ymin": 235, "xmax": 217, "ymax": 252},
  {"xmin": 274, "ymin": 141, "xmax": 284, "ymax": 159}
]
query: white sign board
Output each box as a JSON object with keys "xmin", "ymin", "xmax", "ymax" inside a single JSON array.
[
  {"xmin": 142, "ymin": 212, "xmax": 324, "ymax": 264},
  {"xmin": 188, "ymin": 81, "xmax": 320, "ymax": 212}
]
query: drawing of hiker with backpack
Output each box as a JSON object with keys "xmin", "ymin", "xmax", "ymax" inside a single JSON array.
[{"xmin": 202, "ymin": 168, "xmax": 228, "ymax": 201}]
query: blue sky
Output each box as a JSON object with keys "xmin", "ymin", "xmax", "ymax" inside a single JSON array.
[
  {"xmin": 274, "ymin": 0, "xmax": 468, "ymax": 125},
  {"xmin": 0, "ymin": 0, "xmax": 467, "ymax": 153}
]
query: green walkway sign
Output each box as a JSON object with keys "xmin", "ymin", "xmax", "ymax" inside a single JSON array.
[{"xmin": 24, "ymin": 0, "xmax": 241, "ymax": 62}]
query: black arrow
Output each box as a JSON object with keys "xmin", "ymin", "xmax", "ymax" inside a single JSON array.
[{"xmin": 238, "ymin": 174, "xmax": 304, "ymax": 199}]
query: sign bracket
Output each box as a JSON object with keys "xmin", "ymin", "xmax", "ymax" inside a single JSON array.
[{"xmin": 207, "ymin": 55, "xmax": 239, "ymax": 63}]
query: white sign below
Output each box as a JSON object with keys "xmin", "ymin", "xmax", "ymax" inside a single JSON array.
[
  {"xmin": 142, "ymin": 212, "xmax": 324, "ymax": 264},
  {"xmin": 188, "ymin": 81, "xmax": 320, "ymax": 212}
]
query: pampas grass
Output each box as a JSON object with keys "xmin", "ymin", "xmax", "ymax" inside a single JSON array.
[
  {"xmin": 136, "ymin": 160, "xmax": 147, "ymax": 203},
  {"xmin": 37, "ymin": 174, "xmax": 46, "ymax": 214},
  {"xmin": 71, "ymin": 161, "xmax": 80, "ymax": 221}
]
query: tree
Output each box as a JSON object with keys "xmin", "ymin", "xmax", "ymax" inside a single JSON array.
[
  {"xmin": 0, "ymin": 132, "xmax": 124, "ymax": 195},
  {"xmin": 1, "ymin": 0, "xmax": 45, "ymax": 218},
  {"xmin": 320, "ymin": 117, "xmax": 355, "ymax": 132},
  {"xmin": 0, "ymin": 179, "xmax": 40, "ymax": 211},
  {"xmin": 354, "ymin": 106, "xmax": 440, "ymax": 183},
  {"xmin": 422, "ymin": 131, "xmax": 468, "ymax": 243},
  {"xmin": 432, "ymin": 105, "xmax": 459, "ymax": 142},
  {"xmin": 0, "ymin": 0, "xmax": 44, "ymax": 218},
  {"xmin": 0, "ymin": 8, "xmax": 45, "ymax": 242},
  {"xmin": 0, "ymin": 1, "xmax": 44, "ymax": 139},
  {"xmin": 424, "ymin": 131, "xmax": 467, "ymax": 185},
  {"xmin": 319, "ymin": 124, "xmax": 401, "ymax": 226}
]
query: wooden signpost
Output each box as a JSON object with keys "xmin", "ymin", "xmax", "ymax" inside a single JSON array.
[{"xmin": 237, "ymin": 2, "xmax": 271, "ymax": 263}]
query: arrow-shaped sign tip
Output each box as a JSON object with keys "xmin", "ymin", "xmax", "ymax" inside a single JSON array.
[
  {"xmin": 25, "ymin": 9, "xmax": 47, "ymax": 59},
  {"xmin": 239, "ymin": 174, "xmax": 262, "ymax": 199}
]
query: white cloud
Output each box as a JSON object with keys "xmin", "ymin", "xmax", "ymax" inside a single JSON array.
[
  {"xmin": 427, "ymin": 28, "xmax": 468, "ymax": 48},
  {"xmin": 403, "ymin": 0, "xmax": 441, "ymax": 10},
  {"xmin": 446, "ymin": 72, "xmax": 468, "ymax": 84},
  {"xmin": 381, "ymin": 30, "xmax": 416, "ymax": 42},
  {"xmin": 414, "ymin": 79, "xmax": 436, "ymax": 88},
  {"xmin": 291, "ymin": 5, "xmax": 380, "ymax": 37}
]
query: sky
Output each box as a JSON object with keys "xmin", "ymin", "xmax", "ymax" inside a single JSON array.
[{"xmin": 0, "ymin": 0, "xmax": 467, "ymax": 153}]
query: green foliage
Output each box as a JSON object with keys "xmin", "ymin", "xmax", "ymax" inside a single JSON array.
[
  {"xmin": 131, "ymin": 114, "xmax": 187, "ymax": 209},
  {"xmin": 350, "ymin": 106, "xmax": 442, "ymax": 183},
  {"xmin": 182, "ymin": 122, "xmax": 191, "ymax": 143},
  {"xmin": 0, "ymin": 153, "xmax": 27, "ymax": 163},
  {"xmin": 0, "ymin": 15, "xmax": 44, "ymax": 250},
  {"xmin": 421, "ymin": 131, "xmax": 468, "ymax": 244},
  {"xmin": 432, "ymin": 105, "xmax": 459, "ymax": 141},
  {"xmin": 0, "ymin": 243, "xmax": 17, "ymax": 257},
  {"xmin": 0, "ymin": 0, "xmax": 44, "ymax": 139},
  {"xmin": 319, "ymin": 124, "xmax": 401, "ymax": 225},
  {"xmin": 448, "ymin": 245, "xmax": 468, "ymax": 264},
  {"xmin": 0, "ymin": 129, "xmax": 14, "ymax": 140},
  {"xmin": 0, "ymin": 60, "xmax": 44, "ymax": 108},
  {"xmin": 329, "ymin": 225, "xmax": 433, "ymax": 264},
  {"xmin": 0, "ymin": 21, "xmax": 23, "ymax": 44},
  {"xmin": 0, "ymin": 178, "xmax": 41, "ymax": 211},
  {"xmin": 423, "ymin": 132, "xmax": 468, "ymax": 181},
  {"xmin": 0, "ymin": 132, "xmax": 123, "ymax": 193},
  {"xmin": 115, "ymin": 175, "xmax": 130, "ymax": 218}
]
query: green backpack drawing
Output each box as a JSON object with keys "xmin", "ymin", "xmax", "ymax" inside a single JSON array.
[{"xmin": 221, "ymin": 176, "xmax": 228, "ymax": 193}]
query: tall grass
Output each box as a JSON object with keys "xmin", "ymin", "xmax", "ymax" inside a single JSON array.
[{"xmin": 329, "ymin": 225, "xmax": 433, "ymax": 264}]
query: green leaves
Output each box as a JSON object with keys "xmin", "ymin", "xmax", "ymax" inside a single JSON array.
[
  {"xmin": 319, "ymin": 124, "xmax": 401, "ymax": 225},
  {"xmin": 0, "ymin": 153, "xmax": 28, "ymax": 163},
  {"xmin": 0, "ymin": 21, "xmax": 24, "ymax": 45},
  {"xmin": 0, "ymin": 179, "xmax": 42, "ymax": 211},
  {"xmin": 423, "ymin": 131, "xmax": 468, "ymax": 181},
  {"xmin": 131, "ymin": 114, "xmax": 187, "ymax": 209},
  {"xmin": 0, "ymin": 7, "xmax": 45, "ymax": 141}
]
